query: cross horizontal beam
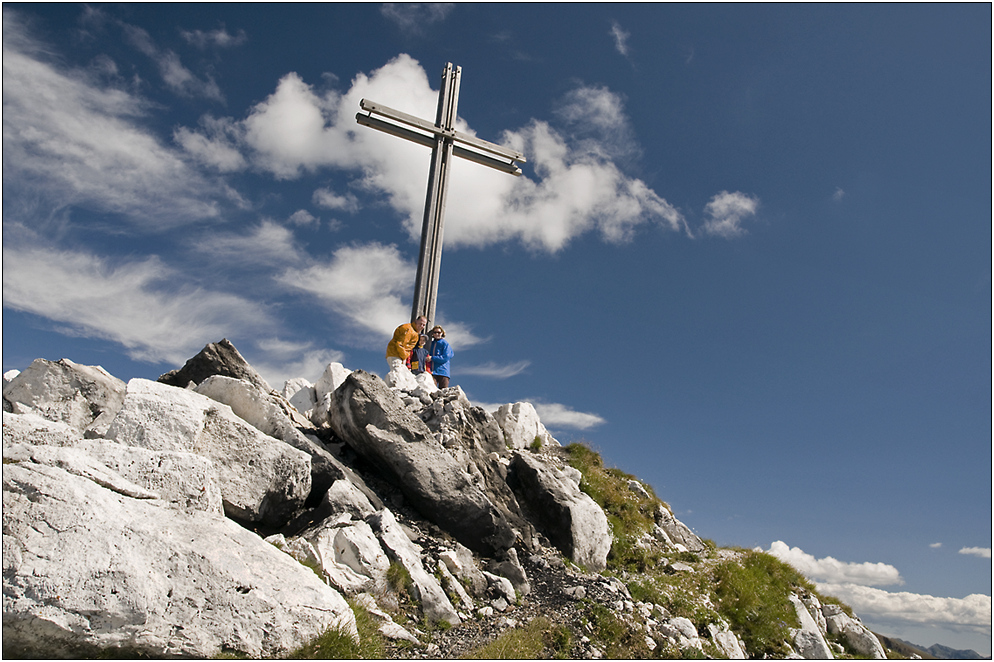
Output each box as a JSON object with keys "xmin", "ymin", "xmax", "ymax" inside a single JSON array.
[
  {"xmin": 356, "ymin": 112, "xmax": 523, "ymax": 176},
  {"xmin": 358, "ymin": 98, "xmax": 526, "ymax": 174}
]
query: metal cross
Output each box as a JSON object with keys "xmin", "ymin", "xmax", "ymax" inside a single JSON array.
[{"xmin": 356, "ymin": 62, "xmax": 526, "ymax": 327}]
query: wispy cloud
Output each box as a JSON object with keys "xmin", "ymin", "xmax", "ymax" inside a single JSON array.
[
  {"xmin": 459, "ymin": 361, "xmax": 531, "ymax": 379},
  {"xmin": 1, "ymin": 244, "xmax": 273, "ymax": 365},
  {"xmin": 833, "ymin": 186, "xmax": 846, "ymax": 202},
  {"xmin": 702, "ymin": 190, "xmax": 760, "ymax": 238},
  {"xmin": 817, "ymin": 583, "xmax": 992, "ymax": 635},
  {"xmin": 121, "ymin": 23, "xmax": 223, "ymax": 101},
  {"xmin": 380, "ymin": 4, "xmax": 455, "ymax": 33},
  {"xmin": 180, "ymin": 25, "xmax": 247, "ymax": 49},
  {"xmin": 930, "ymin": 542, "xmax": 943, "ymax": 548},
  {"xmin": 2, "ymin": 14, "xmax": 228, "ymax": 228},
  {"xmin": 610, "ymin": 21, "xmax": 631, "ymax": 58},
  {"xmin": 959, "ymin": 547, "xmax": 992, "ymax": 559},
  {"xmin": 766, "ymin": 541, "xmax": 903, "ymax": 586},
  {"xmin": 532, "ymin": 401, "xmax": 606, "ymax": 430}
]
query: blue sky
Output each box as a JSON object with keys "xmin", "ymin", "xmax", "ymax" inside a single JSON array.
[{"xmin": 3, "ymin": 3, "xmax": 990, "ymax": 653}]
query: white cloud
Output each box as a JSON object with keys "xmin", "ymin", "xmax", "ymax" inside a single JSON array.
[
  {"xmin": 532, "ymin": 402, "xmax": 606, "ymax": 430},
  {"xmin": 766, "ymin": 541, "xmax": 904, "ymax": 587},
  {"xmin": 121, "ymin": 23, "xmax": 223, "ymax": 101},
  {"xmin": 178, "ymin": 55, "xmax": 690, "ymax": 252},
  {"xmin": 174, "ymin": 115, "xmax": 247, "ymax": 172},
  {"xmin": 833, "ymin": 186, "xmax": 846, "ymax": 202},
  {"xmin": 959, "ymin": 547, "xmax": 992, "ymax": 559},
  {"xmin": 287, "ymin": 210, "xmax": 319, "ymax": 227},
  {"xmin": 194, "ymin": 220, "xmax": 304, "ymax": 266},
  {"xmin": 380, "ymin": 4, "xmax": 455, "ymax": 32},
  {"xmin": 2, "ymin": 13, "xmax": 226, "ymax": 227},
  {"xmin": 817, "ymin": 583, "xmax": 992, "ymax": 635},
  {"xmin": 610, "ymin": 21, "xmax": 631, "ymax": 57},
  {"xmin": 2, "ymin": 244, "xmax": 273, "ymax": 365},
  {"xmin": 459, "ymin": 361, "xmax": 531, "ymax": 379},
  {"xmin": 250, "ymin": 338, "xmax": 345, "ymax": 390},
  {"xmin": 702, "ymin": 190, "xmax": 760, "ymax": 238},
  {"xmin": 180, "ymin": 26, "xmax": 247, "ymax": 49},
  {"xmin": 930, "ymin": 542, "xmax": 943, "ymax": 548},
  {"xmin": 313, "ymin": 187, "xmax": 360, "ymax": 213},
  {"xmin": 277, "ymin": 242, "xmax": 417, "ymax": 345}
]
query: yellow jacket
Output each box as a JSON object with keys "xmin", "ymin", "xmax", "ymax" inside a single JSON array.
[{"xmin": 386, "ymin": 323, "xmax": 421, "ymax": 360}]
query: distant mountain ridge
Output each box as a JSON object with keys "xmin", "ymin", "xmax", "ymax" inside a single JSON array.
[{"xmin": 880, "ymin": 635, "xmax": 986, "ymax": 660}]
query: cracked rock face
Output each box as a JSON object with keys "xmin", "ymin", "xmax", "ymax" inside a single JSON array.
[{"xmin": 327, "ymin": 371, "xmax": 516, "ymax": 557}]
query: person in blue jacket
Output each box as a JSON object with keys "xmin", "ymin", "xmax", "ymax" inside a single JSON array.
[{"xmin": 428, "ymin": 325, "xmax": 454, "ymax": 388}]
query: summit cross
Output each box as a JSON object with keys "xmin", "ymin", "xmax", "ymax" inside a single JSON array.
[{"xmin": 356, "ymin": 62, "xmax": 526, "ymax": 327}]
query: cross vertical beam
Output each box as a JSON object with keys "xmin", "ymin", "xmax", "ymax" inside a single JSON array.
[
  {"xmin": 411, "ymin": 62, "xmax": 460, "ymax": 326},
  {"xmin": 356, "ymin": 63, "xmax": 526, "ymax": 329}
]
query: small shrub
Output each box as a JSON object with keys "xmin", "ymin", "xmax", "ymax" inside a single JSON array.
[{"xmin": 529, "ymin": 436, "xmax": 543, "ymax": 451}]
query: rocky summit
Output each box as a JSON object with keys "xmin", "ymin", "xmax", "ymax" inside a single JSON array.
[{"xmin": 4, "ymin": 340, "xmax": 896, "ymax": 659}]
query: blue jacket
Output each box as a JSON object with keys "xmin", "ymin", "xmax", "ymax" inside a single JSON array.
[{"xmin": 429, "ymin": 338, "xmax": 453, "ymax": 377}]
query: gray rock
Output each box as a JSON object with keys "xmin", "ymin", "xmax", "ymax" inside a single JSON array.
[
  {"xmin": 105, "ymin": 378, "xmax": 310, "ymax": 527},
  {"xmin": 194, "ymin": 375, "xmax": 351, "ymax": 503},
  {"xmin": 369, "ymin": 508, "xmax": 460, "ymax": 625},
  {"xmin": 790, "ymin": 593, "xmax": 834, "ymax": 659},
  {"xmin": 822, "ymin": 604, "xmax": 886, "ymax": 658},
  {"xmin": 4, "ymin": 412, "xmax": 222, "ymax": 514},
  {"xmin": 654, "ymin": 504, "xmax": 707, "ymax": 553},
  {"xmin": 2, "ymin": 358, "xmax": 126, "ymax": 437},
  {"xmin": 3, "ymin": 459, "xmax": 355, "ymax": 659},
  {"xmin": 509, "ymin": 451, "xmax": 612, "ymax": 571},
  {"xmin": 328, "ymin": 371, "xmax": 515, "ymax": 556},
  {"xmin": 157, "ymin": 338, "xmax": 271, "ymax": 392}
]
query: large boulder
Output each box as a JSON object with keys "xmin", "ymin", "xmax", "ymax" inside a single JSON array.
[
  {"xmin": 194, "ymin": 375, "xmax": 351, "ymax": 504},
  {"xmin": 328, "ymin": 371, "xmax": 516, "ymax": 556},
  {"xmin": 509, "ymin": 451, "xmax": 612, "ymax": 572},
  {"xmin": 4, "ymin": 412, "xmax": 222, "ymax": 515},
  {"xmin": 2, "ymin": 358, "xmax": 126, "ymax": 437},
  {"xmin": 420, "ymin": 387, "xmax": 537, "ymax": 549},
  {"xmin": 157, "ymin": 338, "xmax": 271, "ymax": 392},
  {"xmin": 105, "ymin": 378, "xmax": 310, "ymax": 528},
  {"xmin": 2, "ymin": 456, "xmax": 355, "ymax": 659}
]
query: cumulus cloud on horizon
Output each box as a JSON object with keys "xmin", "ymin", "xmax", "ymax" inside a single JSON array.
[{"xmin": 766, "ymin": 541, "xmax": 903, "ymax": 586}]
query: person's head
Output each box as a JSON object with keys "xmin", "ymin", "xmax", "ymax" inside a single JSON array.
[
  {"xmin": 418, "ymin": 334, "xmax": 428, "ymax": 347},
  {"xmin": 429, "ymin": 325, "xmax": 445, "ymax": 339},
  {"xmin": 413, "ymin": 315, "xmax": 428, "ymax": 332}
]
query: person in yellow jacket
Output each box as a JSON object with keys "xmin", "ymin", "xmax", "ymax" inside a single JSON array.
[{"xmin": 386, "ymin": 315, "xmax": 427, "ymax": 373}]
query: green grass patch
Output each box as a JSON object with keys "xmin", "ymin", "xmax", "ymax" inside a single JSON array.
[
  {"xmin": 461, "ymin": 616, "xmax": 571, "ymax": 659},
  {"xmin": 711, "ymin": 550, "xmax": 813, "ymax": 657}
]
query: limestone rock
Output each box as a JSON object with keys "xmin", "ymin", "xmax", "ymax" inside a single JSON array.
[
  {"xmin": 2, "ymin": 358, "xmax": 126, "ymax": 437},
  {"xmin": 509, "ymin": 451, "xmax": 611, "ymax": 572},
  {"xmin": 3, "ymin": 459, "xmax": 355, "ymax": 659},
  {"xmin": 328, "ymin": 371, "xmax": 515, "ymax": 556},
  {"xmin": 653, "ymin": 503, "xmax": 707, "ymax": 553},
  {"xmin": 789, "ymin": 593, "xmax": 834, "ymax": 659},
  {"xmin": 105, "ymin": 378, "xmax": 310, "ymax": 527},
  {"xmin": 369, "ymin": 509, "xmax": 460, "ymax": 625},
  {"xmin": 194, "ymin": 375, "xmax": 347, "ymax": 502},
  {"xmin": 822, "ymin": 604, "xmax": 887, "ymax": 659},
  {"xmin": 157, "ymin": 338, "xmax": 271, "ymax": 392},
  {"xmin": 314, "ymin": 362, "xmax": 353, "ymax": 403},
  {"xmin": 493, "ymin": 402, "xmax": 559, "ymax": 450}
]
